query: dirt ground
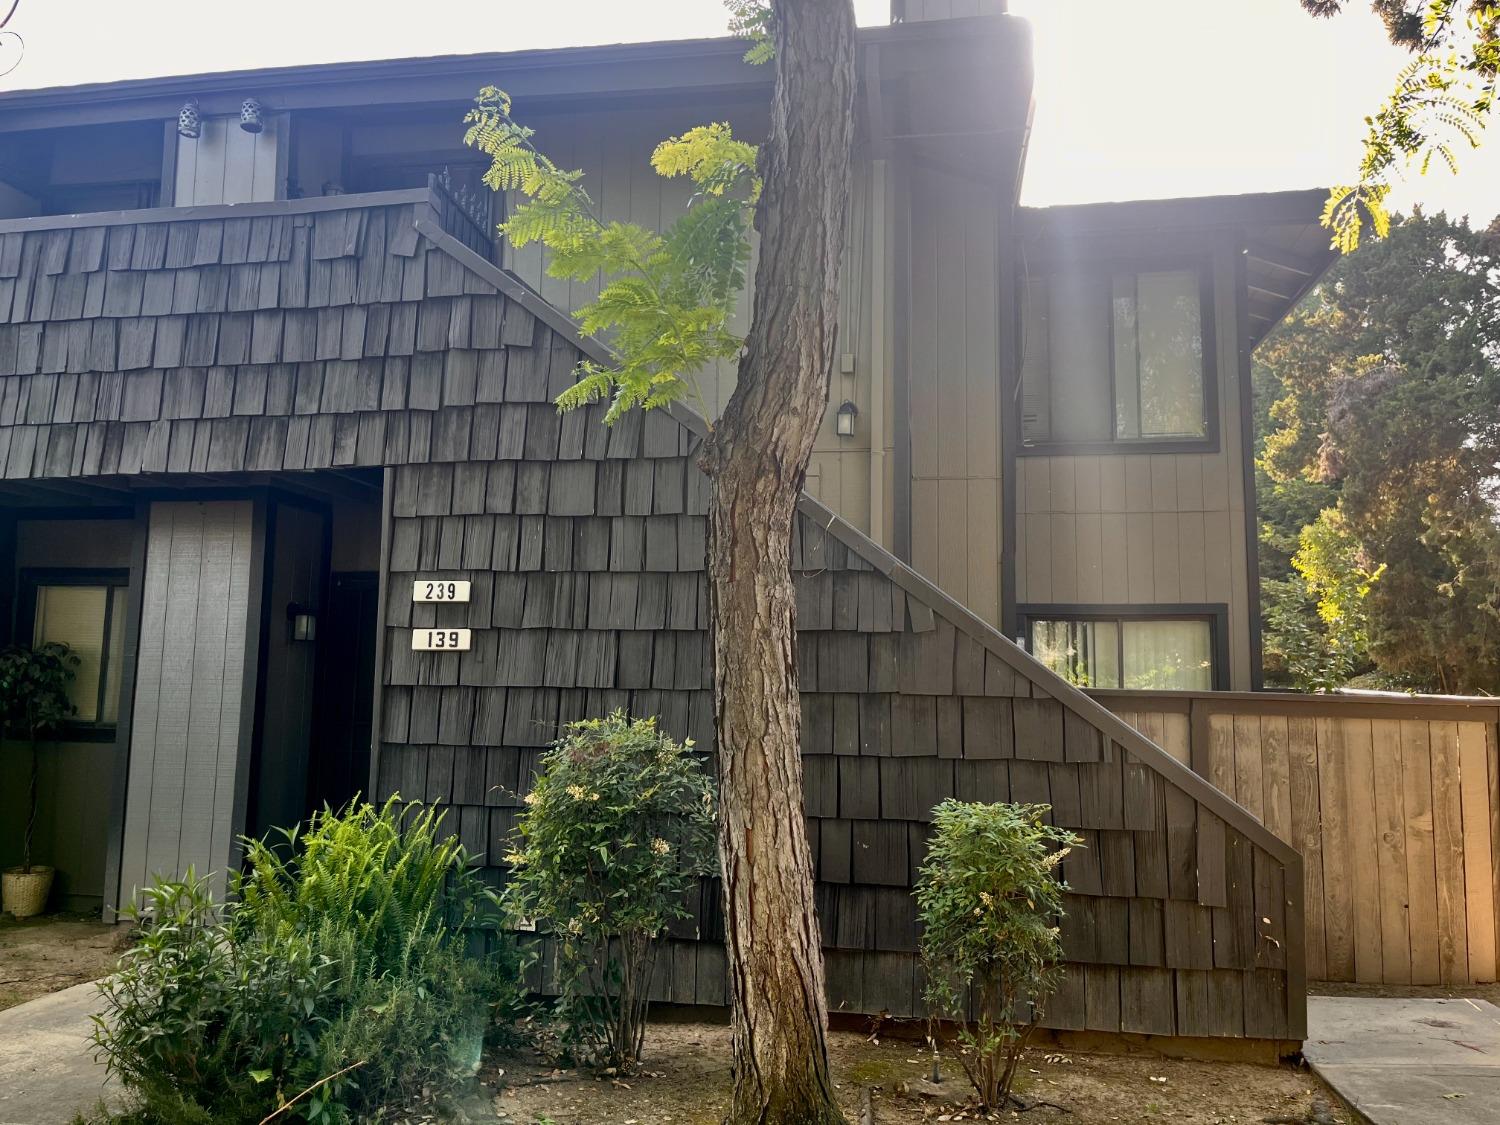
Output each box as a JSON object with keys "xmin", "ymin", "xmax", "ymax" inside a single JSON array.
[
  {"xmin": 0, "ymin": 911, "xmax": 121, "ymax": 1011},
  {"xmin": 482, "ymin": 1024, "xmax": 1349, "ymax": 1125}
]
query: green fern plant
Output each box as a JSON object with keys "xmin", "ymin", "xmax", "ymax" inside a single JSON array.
[{"xmin": 463, "ymin": 87, "xmax": 758, "ymax": 425}]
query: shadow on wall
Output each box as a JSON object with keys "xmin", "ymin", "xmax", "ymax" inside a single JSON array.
[{"xmin": 0, "ymin": 737, "xmax": 111, "ymax": 911}]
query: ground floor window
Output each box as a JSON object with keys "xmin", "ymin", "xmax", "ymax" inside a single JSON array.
[
  {"xmin": 19, "ymin": 570, "xmax": 130, "ymax": 729},
  {"xmin": 1022, "ymin": 607, "xmax": 1221, "ymax": 691}
]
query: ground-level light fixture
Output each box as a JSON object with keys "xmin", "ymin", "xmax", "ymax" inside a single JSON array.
[
  {"xmin": 287, "ymin": 603, "xmax": 317, "ymax": 642},
  {"xmin": 176, "ymin": 98, "xmax": 201, "ymax": 139},
  {"xmin": 239, "ymin": 96, "xmax": 264, "ymax": 134},
  {"xmin": 835, "ymin": 399, "xmax": 858, "ymax": 438}
]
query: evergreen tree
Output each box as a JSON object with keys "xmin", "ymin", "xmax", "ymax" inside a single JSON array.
[{"xmin": 1258, "ymin": 211, "xmax": 1500, "ymax": 692}]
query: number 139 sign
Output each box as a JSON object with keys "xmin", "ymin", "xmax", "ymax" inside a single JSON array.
[{"xmin": 412, "ymin": 628, "xmax": 471, "ymax": 651}]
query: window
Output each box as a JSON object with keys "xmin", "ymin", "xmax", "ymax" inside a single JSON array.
[
  {"xmin": 1026, "ymin": 612, "xmax": 1217, "ymax": 691},
  {"xmin": 1021, "ymin": 265, "xmax": 1213, "ymax": 449},
  {"xmin": 21, "ymin": 571, "xmax": 130, "ymax": 730}
]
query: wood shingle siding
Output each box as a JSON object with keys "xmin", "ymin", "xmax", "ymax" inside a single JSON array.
[{"xmin": 0, "ymin": 192, "xmax": 1303, "ymax": 1042}]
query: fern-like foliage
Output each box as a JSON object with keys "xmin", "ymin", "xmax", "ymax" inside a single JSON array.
[
  {"xmin": 464, "ymin": 87, "xmax": 759, "ymax": 425},
  {"xmin": 1312, "ymin": 1, "xmax": 1499, "ymax": 251},
  {"xmin": 726, "ymin": 0, "xmax": 774, "ymax": 64}
]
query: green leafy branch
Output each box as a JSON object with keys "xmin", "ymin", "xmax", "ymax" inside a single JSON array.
[
  {"xmin": 726, "ymin": 0, "xmax": 774, "ymax": 64},
  {"xmin": 464, "ymin": 86, "xmax": 760, "ymax": 426},
  {"xmin": 1310, "ymin": 1, "xmax": 1500, "ymax": 251}
]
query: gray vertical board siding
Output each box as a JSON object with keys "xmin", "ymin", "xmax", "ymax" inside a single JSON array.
[
  {"xmin": 176, "ymin": 503, "xmax": 231, "ymax": 892},
  {"xmin": 117, "ymin": 500, "xmax": 255, "ymax": 906},
  {"xmin": 117, "ymin": 504, "xmax": 172, "ymax": 904},
  {"xmin": 0, "ymin": 197, "xmax": 1300, "ymax": 1042},
  {"xmin": 173, "ymin": 116, "xmax": 284, "ymax": 207}
]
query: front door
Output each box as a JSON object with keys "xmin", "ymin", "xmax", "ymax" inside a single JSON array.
[{"xmin": 306, "ymin": 572, "xmax": 379, "ymax": 815}]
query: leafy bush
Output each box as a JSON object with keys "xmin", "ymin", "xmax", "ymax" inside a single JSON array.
[
  {"xmin": 0, "ymin": 641, "xmax": 78, "ymax": 871},
  {"xmin": 914, "ymin": 800, "xmax": 1080, "ymax": 1111},
  {"xmin": 89, "ymin": 872, "xmax": 340, "ymax": 1124},
  {"xmin": 92, "ymin": 798, "xmax": 519, "ymax": 1123},
  {"xmin": 504, "ymin": 711, "xmax": 716, "ymax": 1072}
]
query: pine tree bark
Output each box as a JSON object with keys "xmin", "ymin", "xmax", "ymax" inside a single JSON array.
[{"xmin": 700, "ymin": 2, "xmax": 856, "ymax": 1123}]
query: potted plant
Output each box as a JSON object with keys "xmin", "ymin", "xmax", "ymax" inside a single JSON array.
[{"xmin": 1, "ymin": 641, "xmax": 78, "ymax": 919}]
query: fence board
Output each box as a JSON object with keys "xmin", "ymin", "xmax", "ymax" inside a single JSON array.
[
  {"xmin": 1430, "ymin": 721, "xmax": 1469, "ymax": 983},
  {"xmin": 1490, "ymin": 725, "xmax": 1500, "ymax": 986},
  {"xmin": 1209, "ymin": 713, "xmax": 1235, "ymax": 798},
  {"xmin": 1233, "ymin": 714, "xmax": 1263, "ymax": 822},
  {"xmin": 1261, "ymin": 714, "xmax": 1291, "ymax": 843},
  {"xmin": 1401, "ymin": 719, "xmax": 1441, "ymax": 985},
  {"xmin": 1370, "ymin": 720, "xmax": 1410, "ymax": 985},
  {"xmin": 1287, "ymin": 715, "xmax": 1325, "ymax": 980},
  {"xmin": 1343, "ymin": 719, "xmax": 1383, "ymax": 984},
  {"xmin": 1458, "ymin": 722, "xmax": 1496, "ymax": 982},
  {"xmin": 1317, "ymin": 717, "xmax": 1355, "ymax": 981}
]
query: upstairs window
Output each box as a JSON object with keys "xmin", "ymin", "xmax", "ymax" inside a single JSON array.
[{"xmin": 1021, "ymin": 265, "xmax": 1213, "ymax": 449}]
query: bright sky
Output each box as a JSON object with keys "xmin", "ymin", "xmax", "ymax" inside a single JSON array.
[{"xmin": 2, "ymin": 0, "xmax": 1497, "ymax": 224}]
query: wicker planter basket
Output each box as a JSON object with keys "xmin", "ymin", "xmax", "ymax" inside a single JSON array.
[{"xmin": 2, "ymin": 865, "xmax": 53, "ymax": 919}]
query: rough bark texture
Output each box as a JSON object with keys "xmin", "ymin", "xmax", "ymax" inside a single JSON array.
[{"xmin": 699, "ymin": 2, "xmax": 857, "ymax": 1123}]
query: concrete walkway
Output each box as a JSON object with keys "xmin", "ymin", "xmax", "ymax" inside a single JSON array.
[
  {"xmin": 0, "ymin": 981, "xmax": 116, "ymax": 1125},
  {"xmin": 1305, "ymin": 995, "xmax": 1500, "ymax": 1124}
]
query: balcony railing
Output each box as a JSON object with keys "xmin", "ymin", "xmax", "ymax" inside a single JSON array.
[{"xmin": 428, "ymin": 171, "xmax": 496, "ymax": 262}]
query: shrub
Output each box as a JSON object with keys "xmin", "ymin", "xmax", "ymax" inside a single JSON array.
[
  {"xmin": 504, "ymin": 711, "xmax": 716, "ymax": 1072},
  {"xmin": 914, "ymin": 800, "xmax": 1080, "ymax": 1111},
  {"xmin": 90, "ymin": 871, "xmax": 341, "ymax": 1124},
  {"xmin": 0, "ymin": 641, "xmax": 78, "ymax": 872},
  {"xmin": 92, "ymin": 798, "xmax": 519, "ymax": 1123}
]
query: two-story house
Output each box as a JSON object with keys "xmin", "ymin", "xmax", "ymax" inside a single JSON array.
[{"xmin": 0, "ymin": 3, "xmax": 1326, "ymax": 1045}]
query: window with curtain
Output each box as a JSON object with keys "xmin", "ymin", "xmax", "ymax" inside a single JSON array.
[
  {"xmin": 1027, "ymin": 614, "xmax": 1214, "ymax": 691},
  {"xmin": 1020, "ymin": 265, "xmax": 1209, "ymax": 447},
  {"xmin": 27, "ymin": 576, "xmax": 129, "ymax": 727}
]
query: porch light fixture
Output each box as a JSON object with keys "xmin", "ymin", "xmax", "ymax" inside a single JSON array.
[
  {"xmin": 835, "ymin": 399, "xmax": 858, "ymax": 438},
  {"xmin": 239, "ymin": 96, "xmax": 264, "ymax": 134},
  {"xmin": 176, "ymin": 98, "xmax": 201, "ymax": 139},
  {"xmin": 287, "ymin": 603, "xmax": 317, "ymax": 643}
]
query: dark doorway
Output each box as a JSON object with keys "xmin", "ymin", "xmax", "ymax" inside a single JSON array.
[{"xmin": 306, "ymin": 572, "xmax": 379, "ymax": 814}]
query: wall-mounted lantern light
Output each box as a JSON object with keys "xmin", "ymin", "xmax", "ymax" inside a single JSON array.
[
  {"xmin": 239, "ymin": 96, "xmax": 264, "ymax": 134},
  {"xmin": 176, "ymin": 98, "xmax": 201, "ymax": 139},
  {"xmin": 835, "ymin": 399, "xmax": 858, "ymax": 438},
  {"xmin": 287, "ymin": 603, "xmax": 317, "ymax": 642}
]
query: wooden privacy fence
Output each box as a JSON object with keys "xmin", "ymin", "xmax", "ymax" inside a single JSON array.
[{"xmin": 1096, "ymin": 690, "xmax": 1500, "ymax": 987}]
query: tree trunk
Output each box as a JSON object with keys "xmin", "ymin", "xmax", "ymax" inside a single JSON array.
[{"xmin": 700, "ymin": 2, "xmax": 856, "ymax": 1123}]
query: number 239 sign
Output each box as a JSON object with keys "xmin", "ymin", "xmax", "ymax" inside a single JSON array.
[{"xmin": 412, "ymin": 579, "xmax": 470, "ymax": 602}]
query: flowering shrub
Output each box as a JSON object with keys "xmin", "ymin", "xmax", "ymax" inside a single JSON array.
[
  {"xmin": 914, "ymin": 800, "xmax": 1080, "ymax": 1110},
  {"xmin": 505, "ymin": 711, "xmax": 716, "ymax": 1071}
]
